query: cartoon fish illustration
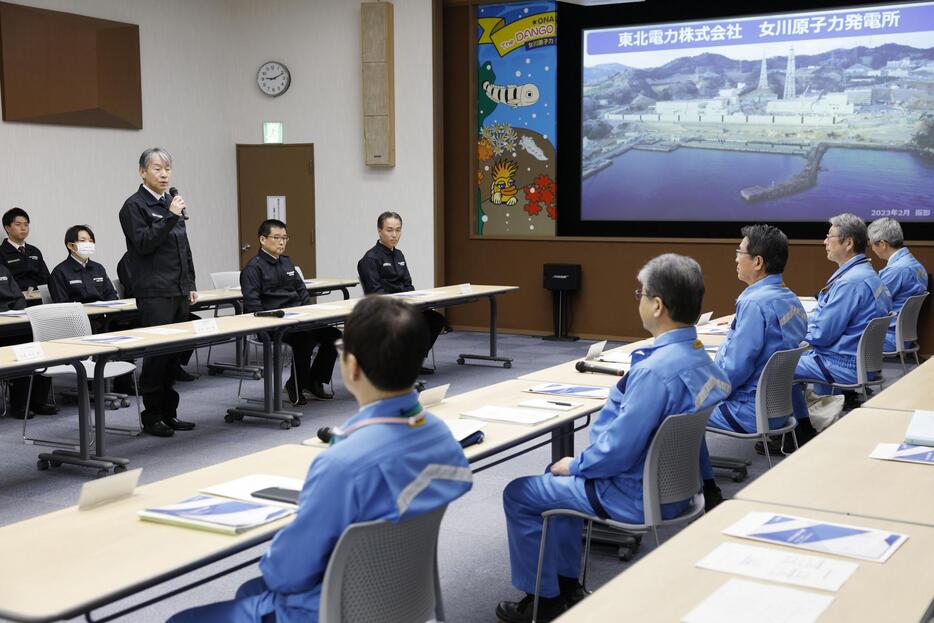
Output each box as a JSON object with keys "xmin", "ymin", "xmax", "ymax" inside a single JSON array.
[
  {"xmin": 519, "ymin": 135, "xmax": 548, "ymax": 161},
  {"xmin": 490, "ymin": 159, "xmax": 519, "ymax": 206},
  {"xmin": 482, "ymin": 80, "xmax": 539, "ymax": 108}
]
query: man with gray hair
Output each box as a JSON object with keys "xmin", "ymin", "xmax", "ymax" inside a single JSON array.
[
  {"xmin": 119, "ymin": 147, "xmax": 197, "ymax": 437},
  {"xmin": 795, "ymin": 214, "xmax": 892, "ymax": 421},
  {"xmin": 868, "ymin": 217, "xmax": 928, "ymax": 353},
  {"xmin": 495, "ymin": 254, "xmax": 730, "ymax": 623}
]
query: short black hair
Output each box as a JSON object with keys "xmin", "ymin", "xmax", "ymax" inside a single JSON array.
[
  {"xmin": 343, "ymin": 296, "xmax": 428, "ymax": 391},
  {"xmin": 377, "ymin": 211, "xmax": 402, "ymax": 230},
  {"xmin": 3, "ymin": 207, "xmax": 29, "ymax": 228},
  {"xmin": 258, "ymin": 219, "xmax": 287, "ymax": 237},
  {"xmin": 741, "ymin": 224, "xmax": 789, "ymax": 274},
  {"xmin": 64, "ymin": 225, "xmax": 95, "ymax": 247},
  {"xmin": 637, "ymin": 254, "xmax": 705, "ymax": 324}
]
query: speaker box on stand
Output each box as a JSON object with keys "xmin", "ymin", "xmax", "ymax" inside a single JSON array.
[{"xmin": 543, "ymin": 263, "xmax": 580, "ymax": 341}]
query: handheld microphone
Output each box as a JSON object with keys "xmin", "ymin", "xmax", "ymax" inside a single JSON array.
[
  {"xmin": 575, "ymin": 360, "xmax": 626, "ymax": 377},
  {"xmin": 169, "ymin": 187, "xmax": 188, "ymax": 220},
  {"xmin": 317, "ymin": 426, "xmax": 333, "ymax": 444},
  {"xmin": 254, "ymin": 309, "xmax": 286, "ymax": 318}
]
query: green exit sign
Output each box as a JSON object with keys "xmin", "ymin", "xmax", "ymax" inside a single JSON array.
[{"xmin": 263, "ymin": 122, "xmax": 283, "ymax": 144}]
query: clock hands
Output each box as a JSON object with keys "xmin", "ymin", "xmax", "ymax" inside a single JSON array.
[{"xmin": 263, "ymin": 73, "xmax": 284, "ymax": 81}]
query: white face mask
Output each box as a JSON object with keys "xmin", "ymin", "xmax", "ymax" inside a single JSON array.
[{"xmin": 74, "ymin": 242, "xmax": 96, "ymax": 258}]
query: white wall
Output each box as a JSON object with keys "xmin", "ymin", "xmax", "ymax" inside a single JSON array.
[{"xmin": 0, "ymin": 0, "xmax": 436, "ymax": 294}]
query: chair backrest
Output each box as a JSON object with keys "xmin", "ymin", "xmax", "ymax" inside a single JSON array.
[
  {"xmin": 111, "ymin": 278, "xmax": 125, "ymax": 299},
  {"xmin": 319, "ymin": 505, "xmax": 447, "ymax": 623},
  {"xmin": 642, "ymin": 407, "xmax": 713, "ymax": 527},
  {"xmin": 294, "ymin": 265, "xmax": 305, "ymax": 281},
  {"xmin": 754, "ymin": 342, "xmax": 811, "ymax": 433},
  {"xmin": 210, "ymin": 271, "xmax": 241, "ymax": 289},
  {"xmin": 26, "ymin": 303, "xmax": 93, "ymax": 341},
  {"xmin": 895, "ymin": 292, "xmax": 928, "ymax": 349},
  {"xmin": 856, "ymin": 312, "xmax": 896, "ymax": 384},
  {"xmin": 37, "ymin": 284, "xmax": 52, "ymax": 304}
]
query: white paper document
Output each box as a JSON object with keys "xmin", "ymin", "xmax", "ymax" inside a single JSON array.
[
  {"xmin": 682, "ymin": 579, "xmax": 833, "ymax": 623},
  {"xmin": 85, "ymin": 299, "xmax": 133, "ymax": 307},
  {"xmin": 584, "ymin": 340, "xmax": 606, "ymax": 361},
  {"xmin": 282, "ymin": 312, "xmax": 307, "ymax": 319},
  {"xmin": 598, "ymin": 350, "xmax": 632, "ymax": 365},
  {"xmin": 904, "ymin": 410, "xmax": 934, "ymax": 446},
  {"xmin": 445, "ymin": 419, "xmax": 487, "ymax": 443},
  {"xmin": 799, "ymin": 297, "xmax": 819, "ymax": 314},
  {"xmin": 0, "ymin": 309, "xmax": 27, "ymax": 317},
  {"xmin": 80, "ymin": 335, "xmax": 143, "ymax": 344},
  {"xmin": 527, "ymin": 383, "xmax": 610, "ymax": 400},
  {"xmin": 136, "ymin": 327, "xmax": 187, "ymax": 335},
  {"xmin": 695, "ymin": 542, "xmax": 858, "ymax": 592},
  {"xmin": 722, "ymin": 512, "xmax": 908, "ymax": 562},
  {"xmin": 697, "ymin": 323, "xmax": 731, "ymax": 336},
  {"xmin": 870, "ymin": 442, "xmax": 934, "ymax": 466},
  {"xmin": 518, "ymin": 398, "xmax": 582, "ymax": 411},
  {"xmin": 696, "ymin": 311, "xmax": 713, "ymax": 325},
  {"xmin": 200, "ymin": 474, "xmax": 305, "ymax": 509},
  {"xmin": 460, "ymin": 406, "xmax": 557, "ymax": 425}
]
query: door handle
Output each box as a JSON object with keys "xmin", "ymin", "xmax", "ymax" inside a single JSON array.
[{"xmin": 241, "ymin": 243, "xmax": 251, "ymax": 251}]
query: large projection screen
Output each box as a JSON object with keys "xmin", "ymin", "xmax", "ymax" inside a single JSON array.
[{"xmin": 580, "ymin": 2, "xmax": 934, "ymax": 227}]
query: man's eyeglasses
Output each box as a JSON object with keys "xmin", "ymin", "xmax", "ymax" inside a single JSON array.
[
  {"xmin": 824, "ymin": 234, "xmax": 844, "ymax": 241},
  {"xmin": 735, "ymin": 248, "xmax": 755, "ymax": 257},
  {"xmin": 266, "ymin": 235, "xmax": 289, "ymax": 242}
]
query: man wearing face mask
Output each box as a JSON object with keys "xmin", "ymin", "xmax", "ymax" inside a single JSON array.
[{"xmin": 49, "ymin": 225, "xmax": 118, "ymax": 304}]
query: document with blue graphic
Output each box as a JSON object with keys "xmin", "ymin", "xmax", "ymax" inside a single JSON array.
[
  {"xmin": 870, "ymin": 443, "xmax": 934, "ymax": 466},
  {"xmin": 722, "ymin": 512, "xmax": 907, "ymax": 562},
  {"xmin": 527, "ymin": 383, "xmax": 610, "ymax": 399},
  {"xmin": 138, "ymin": 495, "xmax": 293, "ymax": 535}
]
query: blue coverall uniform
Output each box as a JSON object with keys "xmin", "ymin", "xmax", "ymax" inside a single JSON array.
[
  {"xmin": 170, "ymin": 391, "xmax": 473, "ymax": 623},
  {"xmin": 879, "ymin": 247, "xmax": 927, "ymax": 352},
  {"xmin": 794, "ymin": 254, "xmax": 892, "ymax": 399},
  {"xmin": 503, "ymin": 327, "xmax": 730, "ymax": 599}
]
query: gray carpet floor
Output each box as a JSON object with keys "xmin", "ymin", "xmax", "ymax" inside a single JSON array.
[{"xmin": 0, "ymin": 331, "xmax": 909, "ymax": 623}]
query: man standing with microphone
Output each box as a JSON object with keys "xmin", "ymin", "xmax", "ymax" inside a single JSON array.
[{"xmin": 119, "ymin": 147, "xmax": 197, "ymax": 437}]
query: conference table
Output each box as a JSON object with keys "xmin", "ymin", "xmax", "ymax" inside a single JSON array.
[
  {"xmin": 864, "ymin": 356, "xmax": 934, "ymax": 412},
  {"xmin": 0, "ymin": 444, "xmax": 322, "ymax": 623},
  {"xmin": 554, "ymin": 499, "xmax": 934, "ymax": 623},
  {"xmin": 735, "ymin": 406, "xmax": 934, "ymax": 528}
]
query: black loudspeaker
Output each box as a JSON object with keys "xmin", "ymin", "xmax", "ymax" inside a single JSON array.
[
  {"xmin": 543, "ymin": 264, "xmax": 581, "ymax": 291},
  {"xmin": 543, "ymin": 263, "xmax": 580, "ymax": 341}
]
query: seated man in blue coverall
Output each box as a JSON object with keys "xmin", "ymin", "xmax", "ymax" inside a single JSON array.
[
  {"xmin": 867, "ymin": 217, "xmax": 928, "ymax": 353},
  {"xmin": 795, "ymin": 213, "xmax": 892, "ymax": 407},
  {"xmin": 495, "ymin": 254, "xmax": 731, "ymax": 623},
  {"xmin": 699, "ymin": 225, "xmax": 810, "ymax": 470},
  {"xmin": 170, "ymin": 297, "xmax": 473, "ymax": 623}
]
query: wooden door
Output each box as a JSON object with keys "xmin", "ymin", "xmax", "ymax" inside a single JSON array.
[{"xmin": 235, "ymin": 144, "xmax": 316, "ymax": 274}]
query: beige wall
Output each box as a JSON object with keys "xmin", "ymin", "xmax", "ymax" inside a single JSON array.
[{"xmin": 0, "ymin": 0, "xmax": 436, "ymax": 295}]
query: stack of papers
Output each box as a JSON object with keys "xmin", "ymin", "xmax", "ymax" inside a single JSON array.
[
  {"xmin": 697, "ymin": 324, "xmax": 731, "ymax": 336},
  {"xmin": 80, "ymin": 335, "xmax": 143, "ymax": 344},
  {"xmin": 445, "ymin": 420, "xmax": 487, "ymax": 443},
  {"xmin": 904, "ymin": 410, "xmax": 934, "ymax": 446},
  {"xmin": 682, "ymin": 578, "xmax": 833, "ymax": 623},
  {"xmin": 599, "ymin": 351, "xmax": 632, "ymax": 365},
  {"xmin": 0, "ymin": 310, "xmax": 27, "ymax": 317},
  {"xmin": 722, "ymin": 511, "xmax": 908, "ymax": 562},
  {"xmin": 870, "ymin": 443, "xmax": 934, "ymax": 466},
  {"xmin": 527, "ymin": 383, "xmax": 610, "ymax": 400},
  {"xmin": 460, "ymin": 406, "xmax": 557, "ymax": 425},
  {"xmin": 138, "ymin": 495, "xmax": 293, "ymax": 535},
  {"xmin": 85, "ymin": 299, "xmax": 133, "ymax": 307}
]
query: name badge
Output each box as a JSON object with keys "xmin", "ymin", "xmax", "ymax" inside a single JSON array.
[
  {"xmin": 93, "ymin": 277, "xmax": 104, "ymax": 282},
  {"xmin": 398, "ymin": 261, "xmax": 406, "ymax": 266},
  {"xmin": 0, "ymin": 276, "xmax": 7, "ymax": 281},
  {"xmin": 286, "ymin": 271, "xmax": 295, "ymax": 277},
  {"xmin": 28, "ymin": 255, "xmax": 38, "ymax": 260},
  {"xmin": 382, "ymin": 262, "xmax": 392, "ymax": 267},
  {"xmin": 192, "ymin": 318, "xmax": 219, "ymax": 335},
  {"xmin": 13, "ymin": 342, "xmax": 44, "ymax": 362},
  {"xmin": 69, "ymin": 280, "xmax": 82, "ymax": 285},
  {"xmin": 150, "ymin": 213, "xmax": 163, "ymax": 219},
  {"xmin": 6, "ymin": 258, "xmax": 20, "ymax": 263}
]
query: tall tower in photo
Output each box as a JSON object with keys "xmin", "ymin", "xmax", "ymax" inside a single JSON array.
[
  {"xmin": 783, "ymin": 48, "xmax": 796, "ymax": 99},
  {"xmin": 758, "ymin": 52, "xmax": 769, "ymax": 90}
]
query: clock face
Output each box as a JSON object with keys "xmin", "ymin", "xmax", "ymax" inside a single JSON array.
[{"xmin": 257, "ymin": 61, "xmax": 291, "ymax": 97}]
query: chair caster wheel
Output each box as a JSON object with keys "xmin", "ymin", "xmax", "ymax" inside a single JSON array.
[
  {"xmin": 207, "ymin": 369, "xmax": 218, "ymax": 376},
  {"xmin": 504, "ymin": 361, "xmax": 512, "ymax": 369},
  {"xmin": 37, "ymin": 459, "xmax": 50, "ymax": 471},
  {"xmin": 291, "ymin": 417, "xmax": 301, "ymax": 428},
  {"xmin": 280, "ymin": 420, "xmax": 292, "ymax": 430},
  {"xmin": 618, "ymin": 546, "xmax": 635, "ymax": 562},
  {"xmin": 252, "ymin": 371, "xmax": 262, "ymax": 380},
  {"xmin": 113, "ymin": 465, "xmax": 127, "ymax": 474},
  {"xmin": 731, "ymin": 468, "xmax": 747, "ymax": 483},
  {"xmin": 121, "ymin": 399, "xmax": 131, "ymax": 408},
  {"xmin": 96, "ymin": 469, "xmax": 110, "ymax": 478},
  {"xmin": 224, "ymin": 414, "xmax": 236, "ymax": 423},
  {"xmin": 457, "ymin": 358, "xmax": 465, "ymax": 365},
  {"xmin": 50, "ymin": 460, "xmax": 62, "ymax": 468}
]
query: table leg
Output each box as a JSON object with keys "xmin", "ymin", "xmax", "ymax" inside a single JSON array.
[
  {"xmin": 225, "ymin": 329, "xmax": 300, "ymax": 429},
  {"xmin": 207, "ymin": 301, "xmax": 264, "ymax": 379},
  {"xmin": 458, "ymin": 295, "xmax": 513, "ymax": 368},
  {"xmin": 550, "ymin": 422, "xmax": 575, "ymax": 463}
]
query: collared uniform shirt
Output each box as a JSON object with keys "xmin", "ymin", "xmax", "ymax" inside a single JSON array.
[
  {"xmin": 0, "ymin": 239, "xmax": 49, "ymax": 290},
  {"xmin": 49, "ymin": 256, "xmax": 118, "ymax": 304},
  {"xmin": 880, "ymin": 247, "xmax": 928, "ymax": 350},
  {"xmin": 250, "ymin": 391, "xmax": 472, "ymax": 622},
  {"xmin": 714, "ymin": 274, "xmax": 807, "ymax": 430},
  {"xmin": 0, "ymin": 264, "xmax": 26, "ymax": 311},
  {"xmin": 119, "ymin": 185, "xmax": 196, "ymax": 298},
  {"xmin": 806, "ymin": 254, "xmax": 892, "ymax": 366},
  {"xmin": 568, "ymin": 327, "xmax": 731, "ymax": 522},
  {"xmin": 240, "ymin": 251, "xmax": 309, "ymax": 312},
  {"xmin": 357, "ymin": 241, "xmax": 413, "ymax": 294}
]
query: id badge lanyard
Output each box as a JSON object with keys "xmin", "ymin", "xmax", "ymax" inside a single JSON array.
[{"xmin": 329, "ymin": 403, "xmax": 425, "ymax": 445}]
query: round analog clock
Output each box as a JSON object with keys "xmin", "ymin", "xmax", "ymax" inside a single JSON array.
[{"xmin": 257, "ymin": 61, "xmax": 291, "ymax": 97}]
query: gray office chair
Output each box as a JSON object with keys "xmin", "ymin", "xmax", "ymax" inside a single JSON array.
[
  {"xmin": 709, "ymin": 342, "xmax": 810, "ymax": 478},
  {"xmin": 111, "ymin": 278, "xmax": 125, "ymax": 299},
  {"xmin": 530, "ymin": 407, "xmax": 713, "ymax": 623},
  {"xmin": 37, "ymin": 284, "xmax": 52, "ymax": 304},
  {"xmin": 883, "ymin": 292, "xmax": 928, "ymax": 372},
  {"xmin": 319, "ymin": 505, "xmax": 448, "ymax": 623},
  {"xmin": 797, "ymin": 312, "xmax": 895, "ymax": 400},
  {"xmin": 23, "ymin": 303, "xmax": 141, "ymax": 449},
  {"xmin": 205, "ymin": 271, "xmax": 243, "ymax": 369}
]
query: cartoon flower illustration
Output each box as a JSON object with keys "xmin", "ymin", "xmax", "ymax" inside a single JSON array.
[
  {"xmin": 522, "ymin": 174, "xmax": 556, "ymax": 220},
  {"xmin": 477, "ymin": 138, "xmax": 494, "ymax": 162}
]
